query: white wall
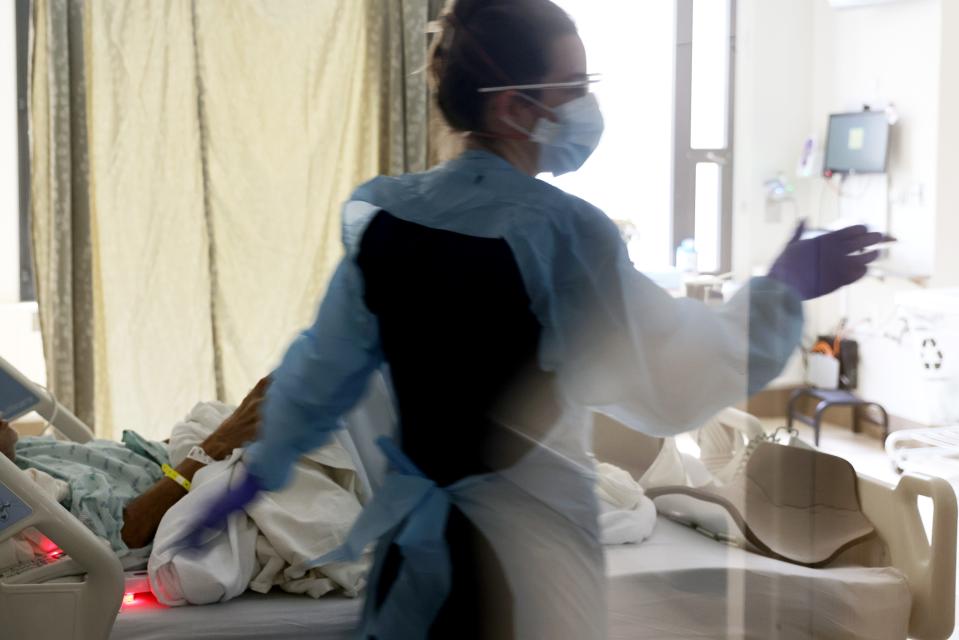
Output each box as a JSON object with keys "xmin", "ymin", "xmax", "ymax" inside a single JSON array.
[
  {"xmin": 732, "ymin": 0, "xmax": 817, "ymax": 385},
  {"xmin": 733, "ymin": 0, "xmax": 948, "ymax": 391},
  {"xmin": 934, "ymin": 0, "xmax": 959, "ymax": 287},
  {"xmin": 733, "ymin": 0, "xmax": 815, "ymax": 280},
  {"xmin": 806, "ymin": 0, "xmax": 941, "ymax": 345},
  {"xmin": 735, "ymin": 0, "xmax": 943, "ymax": 281},
  {"xmin": 0, "ymin": 1, "xmax": 20, "ymax": 305},
  {"xmin": 0, "ymin": 303, "xmax": 45, "ymax": 385}
]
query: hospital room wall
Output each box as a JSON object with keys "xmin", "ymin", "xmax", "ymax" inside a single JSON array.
[
  {"xmin": 732, "ymin": 0, "xmax": 816, "ymax": 385},
  {"xmin": 805, "ymin": 0, "xmax": 943, "ymax": 342},
  {"xmin": 733, "ymin": 0, "xmax": 947, "ymax": 387},
  {"xmin": 732, "ymin": 0, "xmax": 815, "ymax": 279},
  {"xmin": 934, "ymin": 0, "xmax": 959, "ymax": 288}
]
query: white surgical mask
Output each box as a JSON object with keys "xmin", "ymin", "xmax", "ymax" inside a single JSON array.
[{"xmin": 502, "ymin": 92, "xmax": 605, "ymax": 176}]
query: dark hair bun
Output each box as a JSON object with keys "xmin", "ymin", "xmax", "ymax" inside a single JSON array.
[
  {"xmin": 429, "ymin": 0, "xmax": 576, "ymax": 133},
  {"xmin": 449, "ymin": 0, "xmax": 491, "ymax": 24}
]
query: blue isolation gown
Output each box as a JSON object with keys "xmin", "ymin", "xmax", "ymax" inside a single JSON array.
[{"xmin": 246, "ymin": 149, "xmax": 803, "ymax": 639}]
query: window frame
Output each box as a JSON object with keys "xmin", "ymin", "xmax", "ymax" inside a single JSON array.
[
  {"xmin": 16, "ymin": 0, "xmax": 33, "ymax": 302},
  {"xmin": 673, "ymin": 0, "xmax": 737, "ymax": 275}
]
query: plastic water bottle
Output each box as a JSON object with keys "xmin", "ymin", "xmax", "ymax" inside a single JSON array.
[{"xmin": 676, "ymin": 239, "xmax": 698, "ymax": 274}]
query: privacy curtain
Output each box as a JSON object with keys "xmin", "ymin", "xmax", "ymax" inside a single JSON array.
[
  {"xmin": 29, "ymin": 0, "xmax": 96, "ymax": 428},
  {"xmin": 30, "ymin": 0, "xmax": 439, "ymax": 440}
]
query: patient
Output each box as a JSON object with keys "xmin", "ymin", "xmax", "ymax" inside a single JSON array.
[
  {"xmin": 121, "ymin": 377, "xmax": 269, "ymax": 548},
  {"xmin": 3, "ymin": 377, "xmax": 370, "ymax": 604},
  {"xmin": 0, "ymin": 377, "xmax": 269, "ymax": 550}
]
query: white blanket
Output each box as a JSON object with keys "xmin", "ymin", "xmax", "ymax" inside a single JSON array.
[
  {"xmin": 595, "ymin": 462, "xmax": 657, "ymax": 545},
  {"xmin": 149, "ymin": 403, "xmax": 369, "ymax": 606}
]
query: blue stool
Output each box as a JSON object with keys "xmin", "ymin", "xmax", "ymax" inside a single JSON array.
[{"xmin": 787, "ymin": 388, "xmax": 889, "ymax": 447}]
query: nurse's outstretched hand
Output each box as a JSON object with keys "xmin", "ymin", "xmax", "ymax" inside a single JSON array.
[
  {"xmin": 768, "ymin": 221, "xmax": 891, "ymax": 300},
  {"xmin": 180, "ymin": 470, "xmax": 264, "ymax": 549}
]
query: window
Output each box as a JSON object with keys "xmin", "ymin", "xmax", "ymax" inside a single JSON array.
[
  {"xmin": 2, "ymin": 0, "xmax": 31, "ymax": 304},
  {"xmin": 546, "ymin": 0, "xmax": 736, "ymax": 274},
  {"xmin": 679, "ymin": 0, "xmax": 736, "ymax": 274},
  {"xmin": 0, "ymin": 1, "xmax": 44, "ymax": 389},
  {"xmin": 16, "ymin": 0, "xmax": 32, "ymax": 302}
]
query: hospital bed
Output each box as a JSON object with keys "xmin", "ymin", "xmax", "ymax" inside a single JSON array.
[
  {"xmin": 594, "ymin": 411, "xmax": 958, "ymax": 640},
  {"xmin": 0, "ymin": 374, "xmax": 956, "ymax": 639}
]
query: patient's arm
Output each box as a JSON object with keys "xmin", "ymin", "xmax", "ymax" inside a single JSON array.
[
  {"xmin": 121, "ymin": 457, "xmax": 205, "ymax": 549},
  {"xmin": 0, "ymin": 420, "xmax": 17, "ymax": 462},
  {"xmin": 198, "ymin": 376, "xmax": 268, "ymax": 461},
  {"xmin": 121, "ymin": 377, "xmax": 270, "ymax": 549}
]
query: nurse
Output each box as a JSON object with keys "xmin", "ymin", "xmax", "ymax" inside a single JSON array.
[{"xmin": 186, "ymin": 0, "xmax": 886, "ymax": 637}]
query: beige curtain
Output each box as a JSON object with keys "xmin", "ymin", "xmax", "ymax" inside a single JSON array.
[
  {"xmin": 29, "ymin": 0, "xmax": 96, "ymax": 428},
  {"xmin": 85, "ymin": 1, "xmax": 217, "ymax": 439},
  {"xmin": 30, "ymin": 0, "xmax": 439, "ymax": 440},
  {"xmin": 371, "ymin": 0, "xmax": 437, "ymax": 175},
  {"xmin": 194, "ymin": 0, "xmax": 440, "ymax": 412}
]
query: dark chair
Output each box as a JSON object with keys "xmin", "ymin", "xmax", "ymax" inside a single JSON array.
[{"xmin": 787, "ymin": 388, "xmax": 889, "ymax": 447}]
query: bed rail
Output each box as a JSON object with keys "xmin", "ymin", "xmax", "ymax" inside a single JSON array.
[
  {"xmin": 0, "ymin": 454, "xmax": 123, "ymax": 640},
  {"xmin": 33, "ymin": 388, "xmax": 96, "ymax": 443},
  {"xmin": 0, "ymin": 353, "xmax": 94, "ymax": 443},
  {"xmin": 859, "ymin": 472, "xmax": 957, "ymax": 640}
]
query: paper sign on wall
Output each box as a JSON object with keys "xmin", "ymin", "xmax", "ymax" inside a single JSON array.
[{"xmin": 848, "ymin": 127, "xmax": 865, "ymax": 151}]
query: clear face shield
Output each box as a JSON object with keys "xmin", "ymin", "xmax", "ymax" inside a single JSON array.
[{"xmin": 476, "ymin": 74, "xmax": 603, "ymax": 96}]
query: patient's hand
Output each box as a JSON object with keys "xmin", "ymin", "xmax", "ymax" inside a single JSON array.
[
  {"xmin": 202, "ymin": 376, "xmax": 270, "ymax": 460},
  {"xmin": 0, "ymin": 420, "xmax": 17, "ymax": 462},
  {"xmin": 121, "ymin": 377, "xmax": 271, "ymax": 550},
  {"xmin": 121, "ymin": 377, "xmax": 270, "ymax": 549}
]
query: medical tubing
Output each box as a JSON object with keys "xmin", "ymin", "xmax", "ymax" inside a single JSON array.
[{"xmin": 43, "ymin": 386, "xmax": 60, "ymax": 434}]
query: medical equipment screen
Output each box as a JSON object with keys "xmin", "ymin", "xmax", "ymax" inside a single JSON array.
[
  {"xmin": 823, "ymin": 111, "xmax": 890, "ymax": 176},
  {"xmin": 0, "ymin": 357, "xmax": 41, "ymax": 421}
]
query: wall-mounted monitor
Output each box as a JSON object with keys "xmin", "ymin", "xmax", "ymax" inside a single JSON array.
[{"xmin": 823, "ymin": 110, "xmax": 890, "ymax": 177}]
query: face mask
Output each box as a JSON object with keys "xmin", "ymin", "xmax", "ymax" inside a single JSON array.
[{"xmin": 504, "ymin": 93, "xmax": 605, "ymax": 176}]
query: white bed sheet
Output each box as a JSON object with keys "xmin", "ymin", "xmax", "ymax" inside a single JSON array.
[
  {"xmin": 110, "ymin": 517, "xmax": 911, "ymax": 640},
  {"xmin": 607, "ymin": 518, "xmax": 912, "ymax": 640},
  {"xmin": 110, "ymin": 592, "xmax": 362, "ymax": 640}
]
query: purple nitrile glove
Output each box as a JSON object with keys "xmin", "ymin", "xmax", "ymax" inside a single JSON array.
[
  {"xmin": 180, "ymin": 471, "xmax": 264, "ymax": 549},
  {"xmin": 768, "ymin": 221, "xmax": 891, "ymax": 301}
]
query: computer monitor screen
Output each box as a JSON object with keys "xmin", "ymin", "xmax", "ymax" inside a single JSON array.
[
  {"xmin": 0, "ymin": 357, "xmax": 40, "ymax": 421},
  {"xmin": 823, "ymin": 111, "xmax": 890, "ymax": 176}
]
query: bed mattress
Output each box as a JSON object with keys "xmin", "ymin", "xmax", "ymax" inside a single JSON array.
[
  {"xmin": 110, "ymin": 518, "xmax": 911, "ymax": 640},
  {"xmin": 606, "ymin": 518, "xmax": 911, "ymax": 640},
  {"xmin": 111, "ymin": 591, "xmax": 362, "ymax": 640}
]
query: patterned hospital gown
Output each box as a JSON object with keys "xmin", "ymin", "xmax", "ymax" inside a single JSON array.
[{"xmin": 14, "ymin": 431, "xmax": 169, "ymax": 555}]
